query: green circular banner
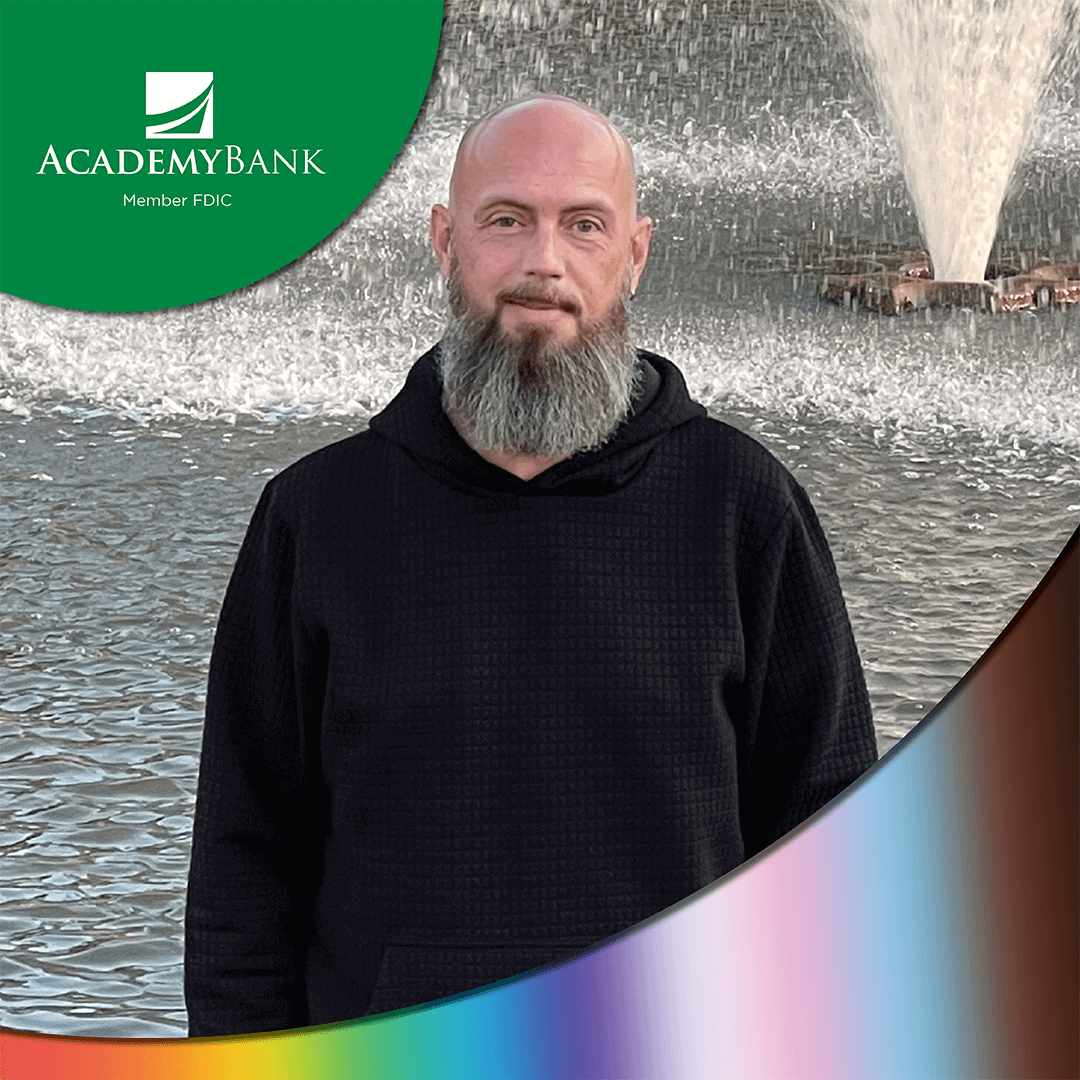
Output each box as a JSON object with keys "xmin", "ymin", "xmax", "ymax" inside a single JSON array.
[{"xmin": 0, "ymin": 0, "xmax": 443, "ymax": 312}]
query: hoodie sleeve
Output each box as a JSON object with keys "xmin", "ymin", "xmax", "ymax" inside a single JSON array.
[
  {"xmin": 736, "ymin": 481, "xmax": 878, "ymax": 858},
  {"xmin": 184, "ymin": 480, "xmax": 326, "ymax": 1036}
]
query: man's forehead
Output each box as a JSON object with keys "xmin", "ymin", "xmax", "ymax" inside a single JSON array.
[{"xmin": 449, "ymin": 98, "xmax": 637, "ymax": 214}]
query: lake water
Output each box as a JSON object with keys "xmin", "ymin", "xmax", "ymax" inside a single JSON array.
[{"xmin": 2, "ymin": 0, "xmax": 1078, "ymax": 1037}]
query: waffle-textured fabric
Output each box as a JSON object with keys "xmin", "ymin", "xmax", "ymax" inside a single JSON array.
[{"xmin": 184, "ymin": 347, "xmax": 877, "ymax": 1036}]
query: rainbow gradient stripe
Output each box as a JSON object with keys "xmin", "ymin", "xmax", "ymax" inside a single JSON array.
[{"xmin": 3, "ymin": 530, "xmax": 1076, "ymax": 1079}]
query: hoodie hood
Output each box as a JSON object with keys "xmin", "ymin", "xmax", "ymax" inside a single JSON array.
[{"xmin": 367, "ymin": 345, "xmax": 707, "ymax": 497}]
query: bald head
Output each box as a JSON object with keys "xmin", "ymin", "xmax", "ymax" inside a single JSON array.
[{"xmin": 448, "ymin": 95, "xmax": 640, "ymax": 216}]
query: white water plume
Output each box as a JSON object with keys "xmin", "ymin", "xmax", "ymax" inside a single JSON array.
[{"xmin": 827, "ymin": 0, "xmax": 1079, "ymax": 282}]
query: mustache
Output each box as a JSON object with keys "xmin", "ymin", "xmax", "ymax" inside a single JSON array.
[{"xmin": 496, "ymin": 283, "xmax": 581, "ymax": 316}]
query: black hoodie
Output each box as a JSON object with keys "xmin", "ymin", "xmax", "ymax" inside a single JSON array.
[{"xmin": 184, "ymin": 347, "xmax": 877, "ymax": 1035}]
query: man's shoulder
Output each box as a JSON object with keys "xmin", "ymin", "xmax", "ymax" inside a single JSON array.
[
  {"xmin": 674, "ymin": 409, "xmax": 800, "ymax": 494},
  {"xmin": 257, "ymin": 427, "xmax": 387, "ymax": 513},
  {"xmin": 288, "ymin": 425, "xmax": 382, "ymax": 469},
  {"xmin": 689, "ymin": 412, "xmax": 784, "ymax": 458},
  {"xmin": 656, "ymin": 404, "xmax": 821, "ymax": 552}
]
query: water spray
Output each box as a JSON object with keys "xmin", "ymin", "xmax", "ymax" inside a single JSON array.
[{"xmin": 822, "ymin": 0, "xmax": 1080, "ymax": 312}]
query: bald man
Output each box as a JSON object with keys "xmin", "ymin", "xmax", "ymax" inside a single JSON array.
[{"xmin": 184, "ymin": 96, "xmax": 877, "ymax": 1035}]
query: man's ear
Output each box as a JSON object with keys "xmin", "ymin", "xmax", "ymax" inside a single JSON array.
[
  {"xmin": 628, "ymin": 215, "xmax": 653, "ymax": 295},
  {"xmin": 430, "ymin": 204, "xmax": 454, "ymax": 279}
]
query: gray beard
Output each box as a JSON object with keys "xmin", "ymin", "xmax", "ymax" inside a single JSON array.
[{"xmin": 439, "ymin": 278, "xmax": 641, "ymax": 459}]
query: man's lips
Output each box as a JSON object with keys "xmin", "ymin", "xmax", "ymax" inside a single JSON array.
[
  {"xmin": 508, "ymin": 297, "xmax": 560, "ymax": 309},
  {"xmin": 499, "ymin": 292, "xmax": 580, "ymax": 315}
]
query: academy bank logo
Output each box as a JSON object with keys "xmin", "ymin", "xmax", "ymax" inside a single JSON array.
[
  {"xmin": 146, "ymin": 72, "xmax": 214, "ymax": 139},
  {"xmin": 34, "ymin": 67, "xmax": 325, "ymax": 177}
]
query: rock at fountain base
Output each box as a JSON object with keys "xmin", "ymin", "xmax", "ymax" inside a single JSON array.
[{"xmin": 818, "ymin": 254, "xmax": 1080, "ymax": 315}]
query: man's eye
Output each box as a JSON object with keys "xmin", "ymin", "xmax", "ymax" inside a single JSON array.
[
  {"xmin": 495, "ymin": 216, "xmax": 518, "ymax": 227},
  {"xmin": 574, "ymin": 220, "xmax": 599, "ymax": 233}
]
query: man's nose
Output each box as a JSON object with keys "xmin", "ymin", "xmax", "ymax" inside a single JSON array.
[{"xmin": 522, "ymin": 219, "xmax": 564, "ymax": 278}]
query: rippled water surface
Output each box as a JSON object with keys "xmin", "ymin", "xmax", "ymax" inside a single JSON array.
[
  {"xmin": 3, "ymin": 0, "xmax": 1078, "ymax": 1038},
  {"xmin": 1, "ymin": 417, "xmax": 299, "ymax": 1034}
]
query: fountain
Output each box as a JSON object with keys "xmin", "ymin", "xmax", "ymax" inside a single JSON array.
[
  {"xmin": 820, "ymin": 0, "xmax": 1080, "ymax": 311},
  {"xmin": 819, "ymin": 248, "xmax": 1080, "ymax": 313}
]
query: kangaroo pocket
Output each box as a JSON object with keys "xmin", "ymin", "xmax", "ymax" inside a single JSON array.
[{"xmin": 365, "ymin": 941, "xmax": 587, "ymax": 1015}]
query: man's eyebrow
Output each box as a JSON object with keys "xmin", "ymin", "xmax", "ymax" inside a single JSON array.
[
  {"xmin": 473, "ymin": 198, "xmax": 618, "ymax": 219},
  {"xmin": 474, "ymin": 197, "xmax": 535, "ymax": 218},
  {"xmin": 559, "ymin": 201, "xmax": 616, "ymax": 219}
]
